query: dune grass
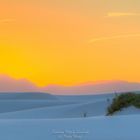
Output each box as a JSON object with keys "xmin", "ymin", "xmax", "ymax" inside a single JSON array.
[{"xmin": 107, "ymin": 92, "xmax": 140, "ymax": 115}]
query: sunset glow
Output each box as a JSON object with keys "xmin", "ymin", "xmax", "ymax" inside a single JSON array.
[{"xmin": 0, "ymin": 0, "xmax": 140, "ymax": 87}]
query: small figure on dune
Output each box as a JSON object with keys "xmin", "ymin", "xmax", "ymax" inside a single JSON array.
[
  {"xmin": 107, "ymin": 98, "xmax": 110, "ymax": 103},
  {"xmin": 83, "ymin": 112, "xmax": 87, "ymax": 118}
]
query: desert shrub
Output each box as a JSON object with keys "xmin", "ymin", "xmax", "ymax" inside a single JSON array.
[
  {"xmin": 107, "ymin": 92, "xmax": 140, "ymax": 115},
  {"xmin": 132, "ymin": 94, "xmax": 140, "ymax": 108}
]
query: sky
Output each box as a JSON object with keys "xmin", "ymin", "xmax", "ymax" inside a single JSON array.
[{"xmin": 0, "ymin": 0, "xmax": 140, "ymax": 88}]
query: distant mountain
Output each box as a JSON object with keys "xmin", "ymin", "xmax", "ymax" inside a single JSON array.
[
  {"xmin": 0, "ymin": 74, "xmax": 140, "ymax": 94},
  {"xmin": 0, "ymin": 75, "xmax": 38, "ymax": 92},
  {"xmin": 45, "ymin": 81, "xmax": 140, "ymax": 95}
]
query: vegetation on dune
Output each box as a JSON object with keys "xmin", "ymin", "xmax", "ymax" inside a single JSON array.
[{"xmin": 107, "ymin": 92, "xmax": 140, "ymax": 115}]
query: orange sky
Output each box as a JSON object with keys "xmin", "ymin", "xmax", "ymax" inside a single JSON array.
[{"xmin": 0, "ymin": 0, "xmax": 140, "ymax": 86}]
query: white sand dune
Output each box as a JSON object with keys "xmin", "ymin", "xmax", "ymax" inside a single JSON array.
[
  {"xmin": 115, "ymin": 106, "xmax": 140, "ymax": 116},
  {"xmin": 57, "ymin": 93, "xmax": 114, "ymax": 101},
  {"xmin": 0, "ymin": 99, "xmax": 109, "ymax": 119},
  {"xmin": 0, "ymin": 116, "xmax": 140, "ymax": 140},
  {"xmin": 0, "ymin": 100, "xmax": 79, "ymax": 113},
  {"xmin": 0, "ymin": 92, "xmax": 139, "ymax": 140},
  {"xmin": 0, "ymin": 93, "xmax": 114, "ymax": 119},
  {"xmin": 0, "ymin": 92, "xmax": 57, "ymax": 100}
]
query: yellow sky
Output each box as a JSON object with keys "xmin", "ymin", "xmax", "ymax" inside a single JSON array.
[{"xmin": 0, "ymin": 0, "xmax": 140, "ymax": 86}]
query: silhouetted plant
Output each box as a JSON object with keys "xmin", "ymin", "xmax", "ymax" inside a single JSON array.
[{"xmin": 107, "ymin": 92, "xmax": 140, "ymax": 115}]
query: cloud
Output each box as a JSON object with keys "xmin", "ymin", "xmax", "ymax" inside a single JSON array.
[
  {"xmin": 0, "ymin": 74, "xmax": 39, "ymax": 92},
  {"xmin": 45, "ymin": 81, "xmax": 140, "ymax": 95},
  {"xmin": 0, "ymin": 19, "xmax": 15, "ymax": 23},
  {"xmin": 105, "ymin": 12, "xmax": 140, "ymax": 17},
  {"xmin": 89, "ymin": 34, "xmax": 140, "ymax": 43},
  {"xmin": 1, "ymin": 75, "xmax": 140, "ymax": 95}
]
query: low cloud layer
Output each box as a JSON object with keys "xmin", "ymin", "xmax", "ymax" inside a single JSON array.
[
  {"xmin": 105, "ymin": 12, "xmax": 140, "ymax": 17},
  {"xmin": 1, "ymin": 75, "xmax": 140, "ymax": 95},
  {"xmin": 89, "ymin": 34, "xmax": 140, "ymax": 43}
]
